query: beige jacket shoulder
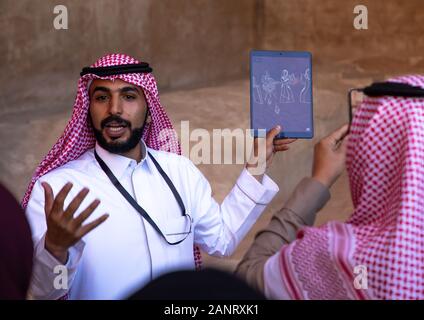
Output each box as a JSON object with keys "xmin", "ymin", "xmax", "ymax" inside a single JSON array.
[{"xmin": 234, "ymin": 177, "xmax": 330, "ymax": 292}]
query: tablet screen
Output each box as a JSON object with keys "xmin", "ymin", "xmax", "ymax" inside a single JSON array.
[{"xmin": 250, "ymin": 51, "xmax": 313, "ymax": 138}]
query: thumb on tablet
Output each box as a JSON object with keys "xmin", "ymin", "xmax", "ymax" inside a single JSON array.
[{"xmin": 266, "ymin": 125, "xmax": 281, "ymax": 143}]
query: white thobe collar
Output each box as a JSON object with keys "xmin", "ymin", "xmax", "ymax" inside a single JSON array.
[{"xmin": 94, "ymin": 139, "xmax": 148, "ymax": 180}]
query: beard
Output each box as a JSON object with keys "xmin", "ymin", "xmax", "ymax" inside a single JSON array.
[{"xmin": 91, "ymin": 114, "xmax": 145, "ymax": 154}]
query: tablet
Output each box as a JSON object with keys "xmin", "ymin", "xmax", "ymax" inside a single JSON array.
[{"xmin": 250, "ymin": 50, "xmax": 313, "ymax": 139}]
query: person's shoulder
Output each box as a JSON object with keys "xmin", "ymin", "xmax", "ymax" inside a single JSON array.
[{"xmin": 38, "ymin": 149, "xmax": 96, "ymax": 184}]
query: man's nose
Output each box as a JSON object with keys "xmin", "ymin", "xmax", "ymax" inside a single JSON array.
[{"xmin": 108, "ymin": 95, "xmax": 123, "ymax": 115}]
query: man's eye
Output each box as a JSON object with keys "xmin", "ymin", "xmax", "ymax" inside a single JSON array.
[
  {"xmin": 124, "ymin": 95, "xmax": 136, "ymax": 100},
  {"xmin": 95, "ymin": 95, "xmax": 108, "ymax": 101}
]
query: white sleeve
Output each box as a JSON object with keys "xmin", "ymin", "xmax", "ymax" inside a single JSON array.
[
  {"xmin": 25, "ymin": 179, "xmax": 85, "ymax": 300},
  {"xmin": 189, "ymin": 162, "xmax": 279, "ymax": 257}
]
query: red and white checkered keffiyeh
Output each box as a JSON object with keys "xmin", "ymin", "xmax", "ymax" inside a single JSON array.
[
  {"xmin": 22, "ymin": 53, "xmax": 202, "ymax": 270},
  {"xmin": 277, "ymin": 75, "xmax": 424, "ymax": 300}
]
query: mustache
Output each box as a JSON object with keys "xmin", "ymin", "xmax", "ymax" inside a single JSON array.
[{"xmin": 100, "ymin": 115, "xmax": 131, "ymax": 129}]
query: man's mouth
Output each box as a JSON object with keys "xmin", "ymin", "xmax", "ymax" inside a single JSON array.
[{"xmin": 104, "ymin": 122, "xmax": 129, "ymax": 138}]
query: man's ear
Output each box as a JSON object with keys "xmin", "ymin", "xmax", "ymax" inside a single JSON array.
[
  {"xmin": 87, "ymin": 112, "xmax": 94, "ymax": 128},
  {"xmin": 145, "ymin": 109, "xmax": 151, "ymax": 124}
]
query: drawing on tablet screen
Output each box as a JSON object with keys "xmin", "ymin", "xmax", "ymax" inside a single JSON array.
[
  {"xmin": 261, "ymin": 71, "xmax": 279, "ymax": 105},
  {"xmin": 252, "ymin": 76, "xmax": 264, "ymax": 104},
  {"xmin": 279, "ymin": 69, "xmax": 295, "ymax": 103},
  {"xmin": 300, "ymin": 68, "xmax": 311, "ymax": 103},
  {"xmin": 251, "ymin": 54, "xmax": 312, "ymax": 135}
]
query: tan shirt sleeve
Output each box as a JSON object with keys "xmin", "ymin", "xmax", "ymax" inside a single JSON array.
[{"xmin": 234, "ymin": 177, "xmax": 330, "ymax": 292}]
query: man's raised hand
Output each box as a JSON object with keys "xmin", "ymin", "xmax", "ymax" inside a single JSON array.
[{"xmin": 42, "ymin": 182, "xmax": 109, "ymax": 264}]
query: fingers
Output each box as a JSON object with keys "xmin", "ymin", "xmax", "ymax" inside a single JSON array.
[
  {"xmin": 266, "ymin": 125, "xmax": 282, "ymax": 142},
  {"xmin": 329, "ymin": 124, "xmax": 349, "ymax": 142},
  {"xmin": 63, "ymin": 188, "xmax": 90, "ymax": 220},
  {"xmin": 273, "ymin": 145, "xmax": 290, "ymax": 152},
  {"xmin": 42, "ymin": 182, "xmax": 54, "ymax": 217},
  {"xmin": 51, "ymin": 182, "xmax": 73, "ymax": 215},
  {"xmin": 76, "ymin": 214, "xmax": 109, "ymax": 238},
  {"xmin": 338, "ymin": 133, "xmax": 350, "ymax": 153},
  {"xmin": 273, "ymin": 138, "xmax": 297, "ymax": 146},
  {"xmin": 272, "ymin": 133, "xmax": 296, "ymax": 153},
  {"xmin": 72, "ymin": 199, "xmax": 101, "ymax": 227}
]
